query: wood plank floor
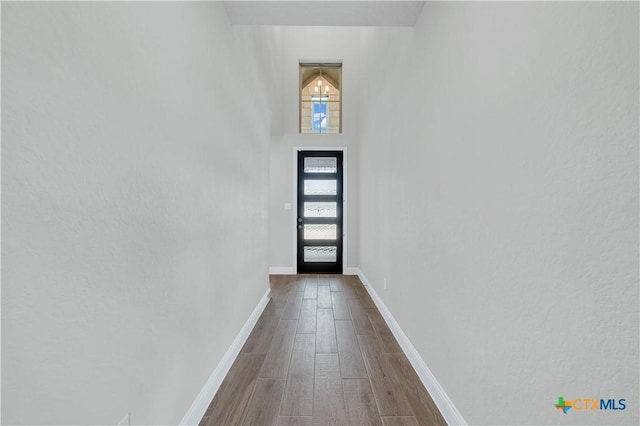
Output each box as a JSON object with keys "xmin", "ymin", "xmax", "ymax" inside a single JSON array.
[{"xmin": 200, "ymin": 275, "xmax": 447, "ymax": 426}]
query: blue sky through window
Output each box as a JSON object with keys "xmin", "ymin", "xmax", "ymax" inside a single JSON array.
[{"xmin": 313, "ymin": 103, "xmax": 327, "ymax": 132}]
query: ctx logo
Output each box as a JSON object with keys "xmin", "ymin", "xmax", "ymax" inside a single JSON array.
[{"xmin": 554, "ymin": 396, "xmax": 626, "ymax": 413}]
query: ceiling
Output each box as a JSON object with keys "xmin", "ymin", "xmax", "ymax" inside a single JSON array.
[{"xmin": 223, "ymin": 1, "xmax": 426, "ymax": 27}]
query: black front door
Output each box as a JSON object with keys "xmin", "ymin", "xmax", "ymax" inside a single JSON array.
[{"xmin": 297, "ymin": 151, "xmax": 343, "ymax": 274}]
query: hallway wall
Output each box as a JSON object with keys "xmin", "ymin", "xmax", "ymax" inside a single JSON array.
[
  {"xmin": 264, "ymin": 27, "xmax": 361, "ymax": 272},
  {"xmin": 2, "ymin": 2, "xmax": 270, "ymax": 424},
  {"xmin": 357, "ymin": 2, "xmax": 639, "ymax": 424}
]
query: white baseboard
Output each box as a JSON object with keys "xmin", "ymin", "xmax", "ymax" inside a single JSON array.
[
  {"xmin": 269, "ymin": 266, "xmax": 359, "ymax": 275},
  {"xmin": 269, "ymin": 266, "xmax": 295, "ymax": 275},
  {"xmin": 344, "ymin": 267, "xmax": 360, "ymax": 275},
  {"xmin": 354, "ymin": 268, "xmax": 467, "ymax": 426},
  {"xmin": 179, "ymin": 288, "xmax": 271, "ymax": 426}
]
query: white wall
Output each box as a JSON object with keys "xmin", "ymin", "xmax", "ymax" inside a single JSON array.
[
  {"xmin": 264, "ymin": 27, "xmax": 361, "ymax": 272},
  {"xmin": 2, "ymin": 2, "xmax": 270, "ymax": 424},
  {"xmin": 358, "ymin": 2, "xmax": 638, "ymax": 425}
]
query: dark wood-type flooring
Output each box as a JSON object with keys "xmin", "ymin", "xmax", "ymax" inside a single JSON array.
[{"xmin": 199, "ymin": 275, "xmax": 447, "ymax": 426}]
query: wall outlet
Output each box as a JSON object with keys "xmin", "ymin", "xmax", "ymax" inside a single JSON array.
[
  {"xmin": 383, "ymin": 278, "xmax": 388, "ymax": 291},
  {"xmin": 117, "ymin": 413, "xmax": 130, "ymax": 426}
]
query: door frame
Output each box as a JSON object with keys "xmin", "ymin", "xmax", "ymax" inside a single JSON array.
[{"xmin": 292, "ymin": 146, "xmax": 348, "ymax": 274}]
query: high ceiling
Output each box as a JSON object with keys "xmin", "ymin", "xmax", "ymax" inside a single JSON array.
[{"xmin": 223, "ymin": 1, "xmax": 426, "ymax": 27}]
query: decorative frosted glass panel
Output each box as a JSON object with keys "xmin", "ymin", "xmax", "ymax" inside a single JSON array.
[
  {"xmin": 304, "ymin": 202, "xmax": 337, "ymax": 218},
  {"xmin": 304, "ymin": 224, "xmax": 337, "ymax": 240},
  {"xmin": 304, "ymin": 180, "xmax": 336, "ymax": 195},
  {"xmin": 304, "ymin": 246, "xmax": 337, "ymax": 262},
  {"xmin": 304, "ymin": 157, "xmax": 338, "ymax": 173}
]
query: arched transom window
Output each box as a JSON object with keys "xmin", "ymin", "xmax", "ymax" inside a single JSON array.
[{"xmin": 300, "ymin": 62, "xmax": 342, "ymax": 134}]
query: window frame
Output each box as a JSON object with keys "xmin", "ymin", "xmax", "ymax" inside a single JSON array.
[{"xmin": 299, "ymin": 62, "xmax": 343, "ymax": 134}]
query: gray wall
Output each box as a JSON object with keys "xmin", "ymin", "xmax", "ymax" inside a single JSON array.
[
  {"xmin": 357, "ymin": 2, "xmax": 638, "ymax": 424},
  {"xmin": 264, "ymin": 27, "xmax": 361, "ymax": 272},
  {"xmin": 2, "ymin": 3, "xmax": 270, "ymax": 424}
]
